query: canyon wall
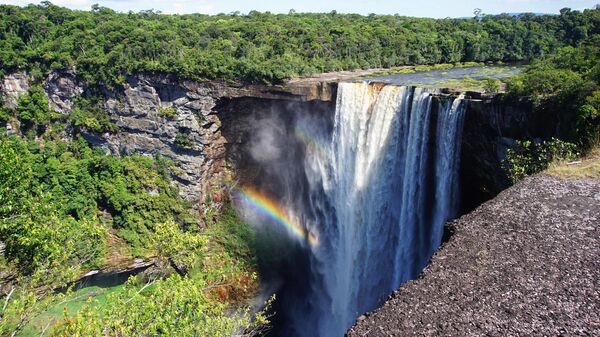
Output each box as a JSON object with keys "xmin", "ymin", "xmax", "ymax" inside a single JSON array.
[{"xmin": 0, "ymin": 71, "xmax": 336, "ymax": 208}]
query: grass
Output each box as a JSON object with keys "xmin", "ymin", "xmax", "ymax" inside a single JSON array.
[
  {"xmin": 21, "ymin": 284, "xmax": 128, "ymax": 337},
  {"xmin": 358, "ymin": 61, "xmax": 487, "ymax": 78},
  {"xmin": 547, "ymin": 146, "xmax": 600, "ymax": 179},
  {"xmin": 157, "ymin": 106, "xmax": 177, "ymax": 118}
]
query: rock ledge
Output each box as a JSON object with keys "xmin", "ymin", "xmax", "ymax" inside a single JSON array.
[{"xmin": 348, "ymin": 174, "xmax": 600, "ymax": 336}]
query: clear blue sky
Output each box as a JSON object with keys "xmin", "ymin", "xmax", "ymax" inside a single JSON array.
[{"xmin": 0, "ymin": 0, "xmax": 597, "ymax": 17}]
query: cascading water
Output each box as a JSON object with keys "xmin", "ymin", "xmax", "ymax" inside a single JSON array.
[{"xmin": 234, "ymin": 82, "xmax": 466, "ymax": 337}]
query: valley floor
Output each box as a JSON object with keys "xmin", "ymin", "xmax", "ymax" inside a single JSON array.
[{"xmin": 348, "ymin": 173, "xmax": 600, "ymax": 336}]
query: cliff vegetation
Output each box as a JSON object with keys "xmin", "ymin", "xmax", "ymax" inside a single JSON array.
[{"xmin": 0, "ymin": 89, "xmax": 265, "ymax": 335}]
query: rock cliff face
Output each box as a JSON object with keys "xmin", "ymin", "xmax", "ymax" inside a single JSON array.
[
  {"xmin": 459, "ymin": 97, "xmax": 539, "ymax": 211},
  {"xmin": 1, "ymin": 72, "xmax": 29, "ymax": 107},
  {"xmin": 0, "ymin": 71, "xmax": 336, "ymax": 207}
]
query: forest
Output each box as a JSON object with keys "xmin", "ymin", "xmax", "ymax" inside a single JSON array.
[{"xmin": 0, "ymin": 3, "xmax": 598, "ymax": 85}]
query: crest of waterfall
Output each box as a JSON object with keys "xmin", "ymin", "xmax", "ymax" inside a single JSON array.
[{"xmin": 292, "ymin": 82, "xmax": 467, "ymax": 337}]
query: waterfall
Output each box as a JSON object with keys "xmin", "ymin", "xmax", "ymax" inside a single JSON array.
[
  {"xmin": 292, "ymin": 82, "xmax": 467, "ymax": 337},
  {"xmin": 238, "ymin": 81, "xmax": 467, "ymax": 337}
]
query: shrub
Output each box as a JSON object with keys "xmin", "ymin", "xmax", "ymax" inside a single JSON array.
[
  {"xmin": 153, "ymin": 220, "xmax": 207, "ymax": 273},
  {"xmin": 157, "ymin": 106, "xmax": 177, "ymax": 118},
  {"xmin": 576, "ymin": 90, "xmax": 600, "ymax": 148},
  {"xmin": 483, "ymin": 78, "xmax": 502, "ymax": 93},
  {"xmin": 503, "ymin": 138, "xmax": 578, "ymax": 183},
  {"xmin": 0, "ymin": 106, "xmax": 11, "ymax": 123},
  {"xmin": 52, "ymin": 274, "xmax": 271, "ymax": 337},
  {"xmin": 49, "ymin": 206, "xmax": 267, "ymax": 337},
  {"xmin": 0, "ymin": 134, "xmax": 197, "ymax": 260},
  {"xmin": 16, "ymin": 86, "xmax": 61, "ymax": 135},
  {"xmin": 506, "ymin": 45, "xmax": 599, "ymax": 151},
  {"xmin": 174, "ymin": 132, "xmax": 194, "ymax": 149},
  {"xmin": 69, "ymin": 97, "xmax": 118, "ymax": 133}
]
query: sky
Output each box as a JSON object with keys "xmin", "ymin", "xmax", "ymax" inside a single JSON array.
[{"xmin": 0, "ymin": 0, "xmax": 598, "ymax": 17}]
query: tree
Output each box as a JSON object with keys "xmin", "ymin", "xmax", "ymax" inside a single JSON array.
[{"xmin": 484, "ymin": 78, "xmax": 501, "ymax": 93}]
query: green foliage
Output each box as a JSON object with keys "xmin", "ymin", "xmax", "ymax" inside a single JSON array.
[
  {"xmin": 507, "ymin": 42, "xmax": 600, "ymax": 150},
  {"xmin": 576, "ymin": 90, "xmax": 600, "ymax": 147},
  {"xmin": 153, "ymin": 220, "xmax": 207, "ymax": 272},
  {"xmin": 174, "ymin": 131, "xmax": 194, "ymax": 149},
  {"xmin": 16, "ymin": 87, "xmax": 48, "ymax": 124},
  {"xmin": 50, "ymin": 204, "xmax": 266, "ymax": 336},
  {"xmin": 435, "ymin": 75, "xmax": 490, "ymax": 92},
  {"xmin": 19, "ymin": 284, "xmax": 127, "ymax": 336},
  {"xmin": 68, "ymin": 96, "xmax": 118, "ymax": 133},
  {"xmin": 0, "ymin": 111, "xmax": 265, "ymax": 336},
  {"xmin": 96, "ymin": 153, "xmax": 198, "ymax": 255},
  {"xmin": 15, "ymin": 86, "xmax": 61, "ymax": 135},
  {"xmin": 483, "ymin": 78, "xmax": 502, "ymax": 93},
  {"xmin": 0, "ymin": 4, "xmax": 597, "ymax": 85},
  {"xmin": 0, "ymin": 133, "xmax": 218, "ymax": 336},
  {"xmin": 204, "ymin": 204, "xmax": 257, "ymax": 268},
  {"xmin": 157, "ymin": 106, "xmax": 177, "ymax": 118},
  {"xmin": 0, "ymin": 105, "xmax": 11, "ymax": 123},
  {"xmin": 0, "ymin": 271, "xmax": 68, "ymax": 337},
  {"xmin": 1, "ymin": 210, "xmax": 106, "ymax": 279},
  {"xmin": 11, "ymin": 204, "xmax": 263, "ymax": 336},
  {"xmin": 0, "ymin": 136, "xmax": 105, "ymax": 278},
  {"xmin": 0, "ymin": 137, "xmax": 105, "ymax": 336},
  {"xmin": 0, "ymin": 134, "xmax": 197, "ymax": 262},
  {"xmin": 503, "ymin": 138, "xmax": 578, "ymax": 183},
  {"xmin": 51, "ymin": 274, "xmax": 270, "ymax": 337}
]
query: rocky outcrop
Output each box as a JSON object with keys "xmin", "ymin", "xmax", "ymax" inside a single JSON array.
[
  {"xmin": 348, "ymin": 174, "xmax": 600, "ymax": 336},
  {"xmin": 1, "ymin": 72, "xmax": 29, "ymax": 107},
  {"xmin": 44, "ymin": 69, "xmax": 84, "ymax": 113}
]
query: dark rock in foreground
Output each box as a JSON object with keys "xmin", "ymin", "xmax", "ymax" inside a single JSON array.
[{"xmin": 348, "ymin": 174, "xmax": 600, "ymax": 336}]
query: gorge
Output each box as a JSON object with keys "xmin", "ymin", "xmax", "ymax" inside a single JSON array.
[{"xmin": 1, "ymin": 4, "xmax": 598, "ymax": 336}]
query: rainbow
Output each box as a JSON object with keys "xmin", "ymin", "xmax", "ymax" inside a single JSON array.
[
  {"xmin": 294, "ymin": 126, "xmax": 330, "ymax": 161},
  {"xmin": 236, "ymin": 185, "xmax": 319, "ymax": 247}
]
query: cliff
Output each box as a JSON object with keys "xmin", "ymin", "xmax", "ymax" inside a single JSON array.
[
  {"xmin": 0, "ymin": 71, "xmax": 336, "ymax": 207},
  {"xmin": 459, "ymin": 97, "xmax": 536, "ymax": 211}
]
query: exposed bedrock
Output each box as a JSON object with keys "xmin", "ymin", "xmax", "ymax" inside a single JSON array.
[
  {"xmin": 347, "ymin": 174, "xmax": 600, "ymax": 336},
  {"xmin": 459, "ymin": 98, "xmax": 534, "ymax": 211},
  {"xmin": 458, "ymin": 96, "xmax": 573, "ymax": 212}
]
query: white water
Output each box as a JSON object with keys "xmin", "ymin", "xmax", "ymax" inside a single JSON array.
[{"xmin": 295, "ymin": 82, "xmax": 466, "ymax": 336}]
